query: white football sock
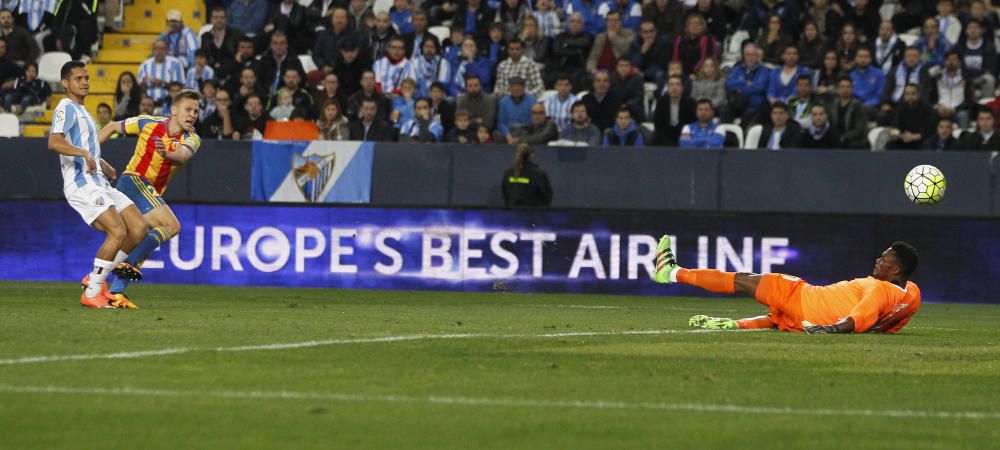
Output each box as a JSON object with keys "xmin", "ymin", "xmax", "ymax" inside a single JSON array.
[
  {"xmin": 113, "ymin": 250, "xmax": 129, "ymax": 265},
  {"xmin": 85, "ymin": 258, "xmax": 116, "ymax": 298}
]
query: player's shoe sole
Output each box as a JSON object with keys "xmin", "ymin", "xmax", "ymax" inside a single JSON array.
[
  {"xmin": 80, "ymin": 275, "xmax": 111, "ymax": 298},
  {"xmin": 653, "ymin": 235, "xmax": 679, "ymax": 284},
  {"xmin": 80, "ymin": 292, "xmax": 114, "ymax": 308},
  {"xmin": 111, "ymin": 262, "xmax": 143, "ymax": 281},
  {"xmin": 108, "ymin": 292, "xmax": 138, "ymax": 309},
  {"xmin": 689, "ymin": 315, "xmax": 739, "ymax": 330}
]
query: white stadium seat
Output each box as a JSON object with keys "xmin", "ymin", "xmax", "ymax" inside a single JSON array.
[
  {"xmin": 717, "ymin": 123, "xmax": 743, "ymax": 149},
  {"xmin": 537, "ymin": 89, "xmax": 557, "ymax": 102},
  {"xmin": 868, "ymin": 127, "xmax": 888, "ymax": 151},
  {"xmin": 743, "ymin": 124, "xmax": 762, "ymax": 149},
  {"xmin": 0, "ymin": 113, "xmax": 21, "ymax": 137},
  {"xmin": 198, "ymin": 24, "xmax": 212, "ymax": 38},
  {"xmin": 38, "ymin": 52, "xmax": 72, "ymax": 84},
  {"xmin": 373, "ymin": 0, "xmax": 392, "ymax": 14},
  {"xmin": 429, "ymin": 26, "xmax": 449, "ymax": 43}
]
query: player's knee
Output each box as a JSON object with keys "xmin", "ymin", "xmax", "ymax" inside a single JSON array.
[
  {"xmin": 165, "ymin": 220, "xmax": 181, "ymax": 238},
  {"xmin": 127, "ymin": 223, "xmax": 146, "ymax": 244},
  {"xmin": 105, "ymin": 220, "xmax": 127, "ymax": 243}
]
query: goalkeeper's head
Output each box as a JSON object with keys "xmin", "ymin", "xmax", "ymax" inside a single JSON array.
[{"xmin": 888, "ymin": 241, "xmax": 919, "ymax": 280}]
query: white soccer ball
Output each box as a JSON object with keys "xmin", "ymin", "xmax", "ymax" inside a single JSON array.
[{"xmin": 904, "ymin": 165, "xmax": 946, "ymax": 205}]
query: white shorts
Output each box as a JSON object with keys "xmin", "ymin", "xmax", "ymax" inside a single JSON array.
[{"xmin": 65, "ymin": 184, "xmax": 135, "ymax": 225}]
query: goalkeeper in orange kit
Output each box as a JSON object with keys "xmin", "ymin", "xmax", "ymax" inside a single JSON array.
[{"xmin": 652, "ymin": 236, "xmax": 922, "ymax": 334}]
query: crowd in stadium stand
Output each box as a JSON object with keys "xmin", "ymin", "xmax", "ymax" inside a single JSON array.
[{"xmin": 5, "ymin": 0, "xmax": 1000, "ymax": 149}]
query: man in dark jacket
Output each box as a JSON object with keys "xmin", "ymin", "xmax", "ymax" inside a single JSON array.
[
  {"xmin": 796, "ymin": 104, "xmax": 842, "ymax": 149},
  {"xmin": 518, "ymin": 103, "xmax": 559, "ymax": 144},
  {"xmin": 348, "ymin": 98, "xmax": 396, "ymax": 141},
  {"xmin": 758, "ymin": 102, "xmax": 801, "ymax": 149},
  {"xmin": 333, "ymin": 38, "xmax": 371, "ymax": 97},
  {"xmin": 921, "ymin": 117, "xmax": 959, "ymax": 150},
  {"xmin": 960, "ymin": 108, "xmax": 1000, "ymax": 151},
  {"xmin": 203, "ymin": 7, "xmax": 246, "ymax": 83},
  {"xmin": 256, "ymin": 31, "xmax": 306, "ymax": 96},
  {"xmin": 889, "ymin": 84, "xmax": 938, "ymax": 150},
  {"xmin": 581, "ymin": 70, "xmax": 622, "ymax": 132},
  {"xmin": 312, "ymin": 8, "xmax": 358, "ymax": 74},
  {"xmin": 829, "ymin": 77, "xmax": 870, "ymax": 149},
  {"xmin": 548, "ymin": 13, "xmax": 594, "ymax": 88},
  {"xmin": 653, "ymin": 75, "xmax": 695, "ymax": 145}
]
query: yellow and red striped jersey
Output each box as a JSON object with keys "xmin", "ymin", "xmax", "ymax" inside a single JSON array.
[{"xmin": 121, "ymin": 115, "xmax": 201, "ymax": 195}]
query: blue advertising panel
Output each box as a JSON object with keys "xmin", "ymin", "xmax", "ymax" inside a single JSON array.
[{"xmin": 1, "ymin": 200, "xmax": 997, "ymax": 303}]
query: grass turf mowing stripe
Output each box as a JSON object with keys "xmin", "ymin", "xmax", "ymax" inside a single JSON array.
[
  {"xmin": 0, "ymin": 329, "xmax": 755, "ymax": 365},
  {"xmin": 2, "ymin": 384, "xmax": 998, "ymax": 421}
]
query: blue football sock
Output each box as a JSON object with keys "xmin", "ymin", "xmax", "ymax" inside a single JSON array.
[
  {"xmin": 125, "ymin": 226, "xmax": 169, "ymax": 266},
  {"xmin": 110, "ymin": 276, "xmax": 131, "ymax": 294}
]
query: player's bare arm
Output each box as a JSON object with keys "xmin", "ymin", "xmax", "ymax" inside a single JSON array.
[
  {"xmin": 48, "ymin": 132, "xmax": 96, "ymax": 173},
  {"xmin": 98, "ymin": 120, "xmax": 124, "ymax": 144},
  {"xmin": 100, "ymin": 159, "xmax": 118, "ymax": 182},
  {"xmin": 802, "ymin": 317, "xmax": 855, "ymax": 334},
  {"xmin": 154, "ymin": 137, "xmax": 196, "ymax": 164}
]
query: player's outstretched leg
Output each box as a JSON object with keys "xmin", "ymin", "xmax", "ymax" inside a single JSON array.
[
  {"xmin": 652, "ymin": 235, "xmax": 736, "ymax": 294},
  {"xmin": 689, "ymin": 315, "xmax": 739, "ymax": 330},
  {"xmin": 689, "ymin": 314, "xmax": 775, "ymax": 330},
  {"xmin": 82, "ymin": 208, "xmax": 129, "ymax": 308}
]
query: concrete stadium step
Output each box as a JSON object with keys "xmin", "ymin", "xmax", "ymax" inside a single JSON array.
[
  {"xmin": 101, "ymin": 33, "xmax": 161, "ymax": 52},
  {"xmin": 120, "ymin": 0, "xmax": 204, "ymax": 34},
  {"xmin": 39, "ymin": 94, "xmax": 116, "ymax": 122},
  {"xmin": 88, "ymin": 63, "xmax": 143, "ymax": 87},
  {"xmin": 93, "ymin": 49, "xmax": 150, "ymax": 64},
  {"xmin": 23, "ymin": 123, "xmax": 50, "ymax": 137}
]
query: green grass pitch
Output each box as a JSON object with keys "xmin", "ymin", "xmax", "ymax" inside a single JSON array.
[{"xmin": 2, "ymin": 281, "xmax": 999, "ymax": 449}]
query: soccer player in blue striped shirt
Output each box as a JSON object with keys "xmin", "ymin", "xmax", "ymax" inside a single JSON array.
[{"xmin": 47, "ymin": 62, "xmax": 146, "ymax": 308}]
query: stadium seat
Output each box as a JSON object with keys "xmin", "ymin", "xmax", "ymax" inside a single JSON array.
[
  {"xmin": 723, "ymin": 30, "xmax": 749, "ymax": 67},
  {"xmin": 429, "ymin": 26, "xmax": 449, "ymax": 43},
  {"xmin": 198, "ymin": 24, "xmax": 212, "ymax": 38},
  {"xmin": 38, "ymin": 52, "xmax": 72, "ymax": 84},
  {"xmin": 879, "ymin": 2, "xmax": 896, "ymax": 21},
  {"xmin": 743, "ymin": 124, "xmax": 762, "ymax": 149},
  {"xmin": 299, "ymin": 54, "xmax": 318, "ymax": 74},
  {"xmin": 868, "ymin": 127, "xmax": 888, "ymax": 151},
  {"xmin": 576, "ymin": 90, "xmax": 589, "ymax": 98},
  {"xmin": 980, "ymin": 97, "xmax": 994, "ymax": 105},
  {"xmin": 643, "ymin": 82, "xmax": 657, "ymax": 116},
  {"xmin": 717, "ymin": 123, "xmax": 743, "ymax": 148},
  {"xmin": 0, "ymin": 113, "xmax": 21, "ymax": 137},
  {"xmin": 373, "ymin": 0, "xmax": 392, "ymax": 14},
  {"xmin": 899, "ymin": 33, "xmax": 918, "ymax": 46},
  {"xmin": 641, "ymin": 122, "xmax": 654, "ymax": 132}
]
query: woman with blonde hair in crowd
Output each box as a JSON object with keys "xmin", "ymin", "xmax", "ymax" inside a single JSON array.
[
  {"xmin": 671, "ymin": 12, "xmax": 720, "ymax": 75},
  {"xmin": 317, "ymin": 99, "xmax": 350, "ymax": 140},
  {"xmin": 690, "ymin": 56, "xmax": 726, "ymax": 111}
]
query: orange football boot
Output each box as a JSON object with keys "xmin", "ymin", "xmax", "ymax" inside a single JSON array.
[
  {"xmin": 80, "ymin": 290, "xmax": 114, "ymax": 308},
  {"xmin": 80, "ymin": 275, "xmax": 111, "ymax": 298},
  {"xmin": 107, "ymin": 292, "xmax": 138, "ymax": 309}
]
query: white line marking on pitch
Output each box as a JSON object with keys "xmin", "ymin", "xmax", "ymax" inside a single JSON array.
[
  {"xmin": 0, "ymin": 329, "xmax": 715, "ymax": 366},
  {"xmin": 0, "ymin": 384, "xmax": 996, "ymax": 420}
]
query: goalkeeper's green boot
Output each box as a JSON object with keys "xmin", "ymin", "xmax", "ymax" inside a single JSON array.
[
  {"xmin": 653, "ymin": 235, "xmax": 680, "ymax": 284},
  {"xmin": 689, "ymin": 315, "xmax": 739, "ymax": 330}
]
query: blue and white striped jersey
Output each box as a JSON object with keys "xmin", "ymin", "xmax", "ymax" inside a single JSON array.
[
  {"xmin": 137, "ymin": 56, "xmax": 186, "ymax": 101},
  {"xmin": 542, "ymin": 93, "xmax": 578, "ymax": 131},
  {"xmin": 50, "ymin": 98, "xmax": 109, "ymax": 189}
]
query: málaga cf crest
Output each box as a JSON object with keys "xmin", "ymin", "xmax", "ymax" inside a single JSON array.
[{"xmin": 292, "ymin": 153, "xmax": 336, "ymax": 203}]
